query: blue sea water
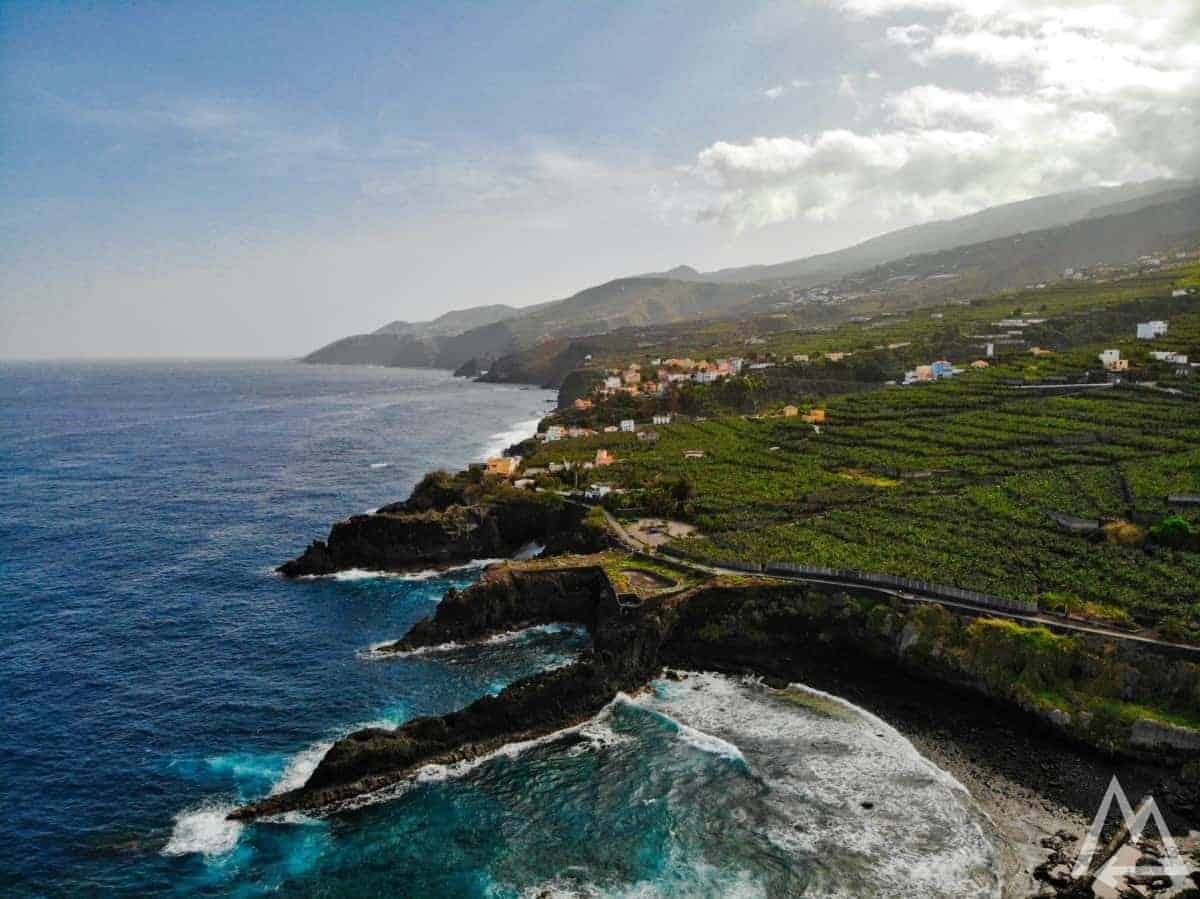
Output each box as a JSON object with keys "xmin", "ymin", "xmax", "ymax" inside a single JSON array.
[{"xmin": 1, "ymin": 361, "xmax": 1004, "ymax": 898}]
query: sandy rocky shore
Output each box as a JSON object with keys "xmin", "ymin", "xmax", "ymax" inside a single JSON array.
[{"xmin": 772, "ymin": 658, "xmax": 1200, "ymax": 898}]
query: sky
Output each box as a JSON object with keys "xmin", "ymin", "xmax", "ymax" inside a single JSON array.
[{"xmin": 1, "ymin": 0, "xmax": 1198, "ymax": 358}]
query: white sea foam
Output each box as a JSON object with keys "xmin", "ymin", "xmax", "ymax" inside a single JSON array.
[
  {"xmin": 300, "ymin": 558, "xmax": 506, "ymax": 584},
  {"xmin": 628, "ymin": 672, "xmax": 1003, "ymax": 899},
  {"xmin": 479, "ymin": 416, "xmax": 541, "ymax": 461},
  {"xmin": 359, "ymin": 622, "xmax": 579, "ymax": 660},
  {"xmin": 270, "ymin": 739, "xmax": 336, "ymax": 795},
  {"xmin": 369, "ymin": 462, "xmax": 391, "ymax": 469},
  {"xmin": 161, "ymin": 803, "xmax": 243, "ymax": 857}
]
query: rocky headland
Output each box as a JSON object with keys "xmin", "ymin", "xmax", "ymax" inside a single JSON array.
[{"xmin": 259, "ymin": 469, "xmax": 1200, "ymax": 895}]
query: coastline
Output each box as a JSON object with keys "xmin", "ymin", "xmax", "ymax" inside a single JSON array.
[{"xmin": 716, "ymin": 652, "xmax": 1194, "ymax": 897}]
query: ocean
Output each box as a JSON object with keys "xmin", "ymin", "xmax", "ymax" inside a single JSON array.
[{"xmin": 0, "ymin": 361, "xmax": 1002, "ymax": 897}]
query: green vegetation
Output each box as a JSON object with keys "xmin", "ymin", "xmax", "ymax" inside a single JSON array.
[{"xmin": 519, "ymin": 263, "xmax": 1200, "ymax": 635}]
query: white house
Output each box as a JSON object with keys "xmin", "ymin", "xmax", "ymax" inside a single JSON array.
[
  {"xmin": 1173, "ymin": 289, "xmax": 1188, "ymax": 298},
  {"xmin": 1098, "ymin": 349, "xmax": 1121, "ymax": 367},
  {"xmin": 652, "ymin": 413, "xmax": 672, "ymax": 425},
  {"xmin": 544, "ymin": 425, "xmax": 565, "ymax": 442},
  {"xmin": 585, "ymin": 484, "xmax": 612, "ymax": 501},
  {"xmin": 620, "ymin": 419, "xmax": 635, "ymax": 433},
  {"xmin": 1137, "ymin": 321, "xmax": 1169, "ymax": 340},
  {"xmin": 604, "ymin": 376, "xmax": 622, "ymax": 390},
  {"xmin": 693, "ymin": 371, "xmax": 719, "ymax": 384}
]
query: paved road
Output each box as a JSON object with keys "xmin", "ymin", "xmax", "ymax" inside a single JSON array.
[{"xmin": 598, "ymin": 506, "xmax": 1200, "ymax": 658}]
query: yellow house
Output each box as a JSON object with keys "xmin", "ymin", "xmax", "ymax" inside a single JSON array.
[
  {"xmin": 781, "ymin": 405, "xmax": 799, "ymax": 417},
  {"xmin": 485, "ymin": 456, "xmax": 521, "ymax": 477},
  {"xmin": 801, "ymin": 408, "xmax": 827, "ymax": 424}
]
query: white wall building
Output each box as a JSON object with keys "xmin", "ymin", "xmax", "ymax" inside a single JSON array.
[{"xmin": 620, "ymin": 419, "xmax": 635, "ymax": 433}]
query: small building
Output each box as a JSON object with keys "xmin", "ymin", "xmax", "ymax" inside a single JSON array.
[
  {"xmin": 931, "ymin": 360, "xmax": 954, "ymax": 378},
  {"xmin": 603, "ymin": 425, "xmax": 619, "ymax": 433},
  {"xmin": 513, "ymin": 478, "xmax": 535, "ymax": 490},
  {"xmin": 694, "ymin": 370, "xmax": 719, "ymax": 384},
  {"xmin": 595, "ymin": 449, "xmax": 615, "ymax": 466},
  {"xmin": 1172, "ymin": 289, "xmax": 1188, "ymax": 298},
  {"xmin": 1137, "ymin": 321, "xmax": 1168, "ymax": 340},
  {"xmin": 544, "ymin": 425, "xmax": 565, "ymax": 442},
  {"xmin": 792, "ymin": 354, "xmax": 810, "ymax": 363},
  {"xmin": 622, "ymin": 367, "xmax": 641, "ymax": 385},
  {"xmin": 485, "ymin": 456, "xmax": 521, "ymax": 477},
  {"xmin": 1098, "ymin": 349, "xmax": 1122, "ymax": 369},
  {"xmin": 585, "ymin": 484, "xmax": 612, "ymax": 501},
  {"xmin": 573, "ymin": 398, "xmax": 593, "ymax": 411},
  {"xmin": 801, "ymin": 409, "xmax": 826, "ymax": 424},
  {"xmin": 971, "ymin": 360, "xmax": 989, "ymax": 369},
  {"xmin": 915, "ymin": 364, "xmax": 935, "ymax": 381},
  {"xmin": 652, "ymin": 413, "xmax": 672, "ymax": 425},
  {"xmin": 683, "ymin": 449, "xmax": 705, "ymax": 460},
  {"xmin": 619, "ymin": 419, "xmax": 635, "ymax": 433},
  {"xmin": 985, "ymin": 342, "xmax": 994, "ymax": 358},
  {"xmin": 604, "ymin": 376, "xmax": 622, "ymax": 390},
  {"xmin": 1030, "ymin": 347, "xmax": 1054, "ymax": 357},
  {"xmin": 825, "ymin": 352, "xmax": 846, "ymax": 362},
  {"xmin": 637, "ymin": 430, "xmax": 659, "ymax": 443},
  {"xmin": 781, "ymin": 405, "xmax": 799, "ymax": 417}
]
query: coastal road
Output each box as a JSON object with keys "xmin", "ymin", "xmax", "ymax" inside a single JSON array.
[{"xmin": 596, "ymin": 506, "xmax": 1200, "ymax": 658}]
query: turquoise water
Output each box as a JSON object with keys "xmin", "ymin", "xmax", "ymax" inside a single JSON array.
[{"xmin": 1, "ymin": 361, "xmax": 1002, "ymax": 897}]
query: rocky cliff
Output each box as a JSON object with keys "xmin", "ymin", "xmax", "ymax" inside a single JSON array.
[
  {"xmin": 234, "ymin": 561, "xmax": 670, "ymax": 818},
  {"xmin": 239, "ymin": 563, "xmax": 1200, "ymax": 819},
  {"xmin": 277, "ymin": 493, "xmax": 599, "ymax": 577}
]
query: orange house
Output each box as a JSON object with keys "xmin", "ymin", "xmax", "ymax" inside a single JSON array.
[
  {"xmin": 485, "ymin": 456, "xmax": 521, "ymax": 477},
  {"xmin": 801, "ymin": 409, "xmax": 827, "ymax": 424}
]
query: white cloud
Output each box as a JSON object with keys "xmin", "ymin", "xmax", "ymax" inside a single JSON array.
[
  {"xmin": 681, "ymin": 0, "xmax": 1199, "ymax": 229},
  {"xmin": 764, "ymin": 85, "xmax": 786, "ymax": 99}
]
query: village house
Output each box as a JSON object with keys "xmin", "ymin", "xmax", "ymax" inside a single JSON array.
[
  {"xmin": 595, "ymin": 449, "xmax": 615, "ymax": 466},
  {"xmin": 792, "ymin": 354, "xmax": 809, "ymax": 363},
  {"xmin": 1098, "ymin": 349, "xmax": 1123, "ymax": 370},
  {"xmin": 485, "ymin": 456, "xmax": 521, "ymax": 477},
  {"xmin": 622, "ymin": 367, "xmax": 641, "ymax": 385},
  {"xmin": 1136, "ymin": 320, "xmax": 1169, "ymax": 340},
  {"xmin": 729, "ymin": 357, "xmax": 745, "ymax": 374},
  {"xmin": 523, "ymin": 467, "xmax": 546, "ymax": 477},
  {"xmin": 931, "ymin": 360, "xmax": 955, "ymax": 378},
  {"xmin": 802, "ymin": 409, "xmax": 827, "ymax": 424},
  {"xmin": 1030, "ymin": 347, "xmax": 1054, "ymax": 357},
  {"xmin": 683, "ymin": 449, "xmax": 705, "ymax": 460},
  {"xmin": 1172, "ymin": 289, "xmax": 1188, "ymax": 298},
  {"xmin": 544, "ymin": 425, "xmax": 565, "ymax": 442},
  {"xmin": 620, "ymin": 419, "xmax": 635, "ymax": 433},
  {"xmin": 971, "ymin": 360, "xmax": 989, "ymax": 369},
  {"xmin": 604, "ymin": 376, "xmax": 621, "ymax": 391},
  {"xmin": 637, "ymin": 430, "xmax": 659, "ymax": 443},
  {"xmin": 694, "ymin": 370, "xmax": 719, "ymax": 384},
  {"xmin": 781, "ymin": 405, "xmax": 799, "ymax": 417},
  {"xmin": 573, "ymin": 398, "xmax": 593, "ymax": 411},
  {"xmin": 603, "ymin": 425, "xmax": 619, "ymax": 433},
  {"xmin": 585, "ymin": 484, "xmax": 612, "ymax": 501},
  {"xmin": 513, "ymin": 478, "xmax": 535, "ymax": 490},
  {"xmin": 652, "ymin": 413, "xmax": 672, "ymax": 425},
  {"xmin": 825, "ymin": 352, "xmax": 847, "ymax": 362}
]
